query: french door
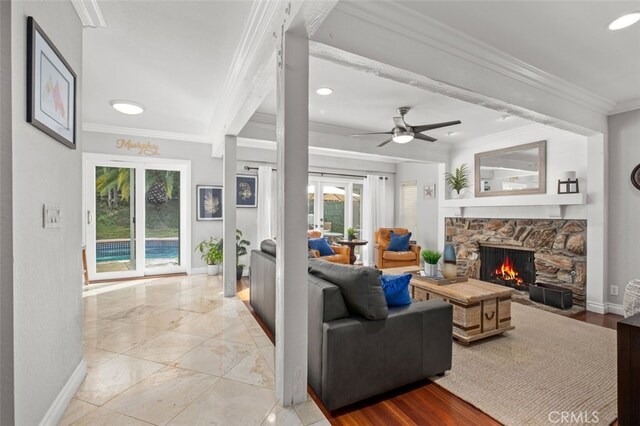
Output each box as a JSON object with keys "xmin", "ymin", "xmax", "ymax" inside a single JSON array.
[
  {"xmin": 307, "ymin": 178, "xmax": 363, "ymax": 239},
  {"xmin": 84, "ymin": 155, "xmax": 190, "ymax": 281}
]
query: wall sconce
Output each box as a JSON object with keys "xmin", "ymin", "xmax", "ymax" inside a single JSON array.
[{"xmin": 558, "ymin": 171, "xmax": 579, "ymax": 194}]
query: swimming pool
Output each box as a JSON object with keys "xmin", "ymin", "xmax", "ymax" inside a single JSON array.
[{"xmin": 96, "ymin": 239, "xmax": 179, "ymax": 262}]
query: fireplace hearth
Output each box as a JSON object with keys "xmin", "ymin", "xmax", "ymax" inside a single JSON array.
[{"xmin": 480, "ymin": 245, "xmax": 535, "ymax": 291}]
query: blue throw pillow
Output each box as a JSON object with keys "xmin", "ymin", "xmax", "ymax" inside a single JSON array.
[
  {"xmin": 388, "ymin": 232, "xmax": 411, "ymax": 252},
  {"xmin": 308, "ymin": 237, "xmax": 335, "ymax": 257},
  {"xmin": 380, "ymin": 274, "xmax": 412, "ymax": 307}
]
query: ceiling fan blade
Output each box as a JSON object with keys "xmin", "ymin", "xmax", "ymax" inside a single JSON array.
[
  {"xmin": 350, "ymin": 131, "xmax": 394, "ymax": 137},
  {"xmin": 414, "ymin": 133, "xmax": 437, "ymax": 142},
  {"xmin": 413, "ymin": 120, "xmax": 461, "ymax": 133},
  {"xmin": 393, "ymin": 117, "xmax": 407, "ymax": 130},
  {"xmin": 377, "ymin": 138, "xmax": 393, "ymax": 147}
]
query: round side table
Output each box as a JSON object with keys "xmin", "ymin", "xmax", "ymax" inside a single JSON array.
[{"xmin": 336, "ymin": 239, "xmax": 368, "ymax": 265}]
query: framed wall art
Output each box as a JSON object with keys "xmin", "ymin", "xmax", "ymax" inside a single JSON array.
[
  {"xmin": 196, "ymin": 185, "xmax": 223, "ymax": 221},
  {"xmin": 27, "ymin": 17, "xmax": 77, "ymax": 149},
  {"xmin": 236, "ymin": 175, "xmax": 257, "ymax": 208}
]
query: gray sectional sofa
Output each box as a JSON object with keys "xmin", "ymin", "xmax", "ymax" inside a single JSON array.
[{"xmin": 249, "ymin": 240, "xmax": 453, "ymax": 411}]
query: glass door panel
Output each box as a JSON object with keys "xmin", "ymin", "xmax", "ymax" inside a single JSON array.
[
  {"xmin": 322, "ymin": 185, "xmax": 346, "ymax": 242},
  {"xmin": 308, "ymin": 184, "xmax": 315, "ymax": 230},
  {"xmin": 94, "ymin": 166, "xmax": 137, "ymax": 274},
  {"xmin": 145, "ymin": 169, "xmax": 181, "ymax": 270}
]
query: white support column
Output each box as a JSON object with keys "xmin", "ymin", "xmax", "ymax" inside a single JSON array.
[
  {"xmin": 275, "ymin": 29, "xmax": 309, "ymax": 406},
  {"xmin": 223, "ymin": 135, "xmax": 237, "ymax": 297}
]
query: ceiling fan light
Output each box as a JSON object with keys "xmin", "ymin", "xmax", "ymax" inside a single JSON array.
[
  {"xmin": 392, "ymin": 132, "xmax": 414, "ymax": 144},
  {"xmin": 110, "ymin": 100, "xmax": 145, "ymax": 115},
  {"xmin": 609, "ymin": 12, "xmax": 640, "ymax": 30},
  {"xmin": 316, "ymin": 87, "xmax": 333, "ymax": 96}
]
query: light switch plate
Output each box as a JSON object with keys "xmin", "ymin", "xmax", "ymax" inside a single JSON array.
[{"xmin": 43, "ymin": 204, "xmax": 61, "ymax": 228}]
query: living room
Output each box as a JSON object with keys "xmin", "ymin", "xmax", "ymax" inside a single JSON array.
[{"xmin": 2, "ymin": 1, "xmax": 640, "ymax": 425}]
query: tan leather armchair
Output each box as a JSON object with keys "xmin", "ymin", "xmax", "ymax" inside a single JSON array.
[
  {"xmin": 308, "ymin": 231, "xmax": 350, "ymax": 264},
  {"xmin": 374, "ymin": 228, "xmax": 421, "ymax": 269}
]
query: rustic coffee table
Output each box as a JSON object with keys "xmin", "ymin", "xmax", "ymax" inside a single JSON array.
[{"xmin": 382, "ymin": 266, "xmax": 515, "ymax": 345}]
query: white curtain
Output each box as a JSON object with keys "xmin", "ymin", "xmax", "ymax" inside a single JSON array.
[
  {"xmin": 362, "ymin": 175, "xmax": 388, "ymax": 266},
  {"xmin": 256, "ymin": 166, "xmax": 275, "ymax": 243}
]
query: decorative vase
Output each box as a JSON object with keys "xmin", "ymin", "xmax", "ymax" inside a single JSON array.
[
  {"xmin": 236, "ymin": 265, "xmax": 244, "ymax": 281},
  {"xmin": 425, "ymin": 263, "xmax": 438, "ymax": 277},
  {"xmin": 442, "ymin": 244, "xmax": 458, "ymax": 279}
]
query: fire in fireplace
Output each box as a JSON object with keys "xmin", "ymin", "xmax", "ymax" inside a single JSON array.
[{"xmin": 480, "ymin": 245, "xmax": 535, "ymax": 291}]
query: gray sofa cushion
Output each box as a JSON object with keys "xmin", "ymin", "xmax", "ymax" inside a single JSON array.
[
  {"xmin": 308, "ymin": 259, "xmax": 388, "ymax": 320},
  {"xmin": 260, "ymin": 239, "xmax": 276, "ymax": 257}
]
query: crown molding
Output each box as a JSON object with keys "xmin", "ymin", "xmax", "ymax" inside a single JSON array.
[
  {"xmin": 335, "ymin": 2, "xmax": 616, "ymax": 116},
  {"xmin": 610, "ymin": 98, "xmax": 640, "ymax": 116},
  {"xmin": 83, "ymin": 122, "xmax": 210, "ymax": 144},
  {"xmin": 71, "ymin": 0, "xmax": 107, "ymax": 28}
]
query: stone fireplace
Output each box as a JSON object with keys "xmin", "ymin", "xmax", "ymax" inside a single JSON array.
[{"xmin": 446, "ymin": 218, "xmax": 587, "ymax": 306}]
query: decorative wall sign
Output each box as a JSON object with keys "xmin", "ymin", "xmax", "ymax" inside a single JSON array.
[
  {"xmin": 631, "ymin": 164, "xmax": 640, "ymax": 191},
  {"xmin": 236, "ymin": 175, "xmax": 257, "ymax": 208},
  {"xmin": 424, "ymin": 183, "xmax": 436, "ymax": 199},
  {"xmin": 115, "ymin": 139, "xmax": 160, "ymax": 156},
  {"xmin": 197, "ymin": 185, "xmax": 222, "ymax": 221},
  {"xmin": 43, "ymin": 204, "xmax": 61, "ymax": 228},
  {"xmin": 27, "ymin": 17, "xmax": 77, "ymax": 149}
]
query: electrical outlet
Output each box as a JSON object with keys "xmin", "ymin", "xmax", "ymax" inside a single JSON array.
[{"xmin": 610, "ymin": 285, "xmax": 619, "ymax": 296}]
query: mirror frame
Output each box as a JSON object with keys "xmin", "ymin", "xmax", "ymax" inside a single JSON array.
[{"xmin": 474, "ymin": 140, "xmax": 547, "ymax": 197}]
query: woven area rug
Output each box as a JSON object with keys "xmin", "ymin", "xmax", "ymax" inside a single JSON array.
[{"xmin": 432, "ymin": 303, "xmax": 617, "ymax": 426}]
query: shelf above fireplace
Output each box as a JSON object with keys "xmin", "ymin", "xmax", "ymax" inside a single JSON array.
[{"xmin": 440, "ymin": 193, "xmax": 587, "ymax": 219}]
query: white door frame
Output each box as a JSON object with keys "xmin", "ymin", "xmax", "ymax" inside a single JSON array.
[
  {"xmin": 83, "ymin": 153, "xmax": 191, "ymax": 281},
  {"xmin": 308, "ymin": 176, "xmax": 362, "ymax": 238}
]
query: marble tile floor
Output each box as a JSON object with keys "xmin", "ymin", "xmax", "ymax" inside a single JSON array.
[{"xmin": 62, "ymin": 274, "xmax": 328, "ymax": 426}]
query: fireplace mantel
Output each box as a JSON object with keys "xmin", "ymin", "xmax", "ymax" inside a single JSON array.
[{"xmin": 440, "ymin": 193, "xmax": 586, "ymax": 219}]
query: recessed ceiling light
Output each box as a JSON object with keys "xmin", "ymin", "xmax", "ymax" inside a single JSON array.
[
  {"xmin": 500, "ymin": 114, "xmax": 512, "ymax": 121},
  {"xmin": 609, "ymin": 11, "xmax": 640, "ymax": 30},
  {"xmin": 316, "ymin": 87, "xmax": 333, "ymax": 96},
  {"xmin": 110, "ymin": 100, "xmax": 145, "ymax": 115},
  {"xmin": 446, "ymin": 131, "xmax": 456, "ymax": 136}
]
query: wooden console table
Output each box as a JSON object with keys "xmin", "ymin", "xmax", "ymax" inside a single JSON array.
[{"xmin": 382, "ymin": 266, "xmax": 515, "ymax": 344}]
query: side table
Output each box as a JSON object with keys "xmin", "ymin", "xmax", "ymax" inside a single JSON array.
[{"xmin": 336, "ymin": 239, "xmax": 368, "ymax": 265}]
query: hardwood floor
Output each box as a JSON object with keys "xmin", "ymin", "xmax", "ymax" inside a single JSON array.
[{"xmin": 242, "ymin": 282, "xmax": 622, "ymax": 426}]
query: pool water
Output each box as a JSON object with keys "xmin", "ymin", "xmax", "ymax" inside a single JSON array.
[{"xmin": 97, "ymin": 239, "xmax": 179, "ymax": 262}]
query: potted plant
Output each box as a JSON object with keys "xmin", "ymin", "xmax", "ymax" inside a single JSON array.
[
  {"xmin": 421, "ymin": 249, "xmax": 441, "ymax": 277},
  {"xmin": 220, "ymin": 229, "xmax": 251, "ymax": 281},
  {"xmin": 347, "ymin": 227, "xmax": 358, "ymax": 241},
  {"xmin": 445, "ymin": 163, "xmax": 469, "ymax": 199},
  {"xmin": 195, "ymin": 237, "xmax": 222, "ymax": 276}
]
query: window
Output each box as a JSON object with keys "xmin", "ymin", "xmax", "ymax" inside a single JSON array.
[{"xmin": 400, "ymin": 181, "xmax": 417, "ymax": 235}]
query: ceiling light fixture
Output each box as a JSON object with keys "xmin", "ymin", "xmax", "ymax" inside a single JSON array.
[
  {"xmin": 609, "ymin": 11, "xmax": 640, "ymax": 30},
  {"xmin": 110, "ymin": 100, "xmax": 145, "ymax": 115},
  {"xmin": 316, "ymin": 87, "xmax": 333, "ymax": 96},
  {"xmin": 392, "ymin": 129, "xmax": 414, "ymax": 144}
]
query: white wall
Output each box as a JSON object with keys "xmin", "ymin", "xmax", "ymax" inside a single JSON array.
[
  {"xmin": 83, "ymin": 132, "xmax": 223, "ymax": 270},
  {"xmin": 608, "ymin": 109, "xmax": 640, "ymax": 306},
  {"xmin": 11, "ymin": 2, "xmax": 84, "ymax": 424},
  {"xmin": 444, "ymin": 124, "xmax": 589, "ymax": 219},
  {"xmin": 394, "ymin": 162, "xmax": 440, "ymax": 252}
]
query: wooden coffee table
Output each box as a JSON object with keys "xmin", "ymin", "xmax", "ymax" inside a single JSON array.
[{"xmin": 383, "ymin": 266, "xmax": 515, "ymax": 345}]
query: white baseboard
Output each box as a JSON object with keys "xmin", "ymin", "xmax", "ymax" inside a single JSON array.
[
  {"xmin": 39, "ymin": 358, "xmax": 87, "ymax": 426},
  {"xmin": 607, "ymin": 303, "xmax": 625, "ymax": 316},
  {"xmin": 586, "ymin": 301, "xmax": 626, "ymax": 316}
]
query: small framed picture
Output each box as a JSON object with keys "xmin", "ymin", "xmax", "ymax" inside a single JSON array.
[
  {"xmin": 27, "ymin": 17, "xmax": 77, "ymax": 149},
  {"xmin": 196, "ymin": 185, "xmax": 223, "ymax": 221},
  {"xmin": 424, "ymin": 183, "xmax": 436, "ymax": 199},
  {"xmin": 236, "ymin": 175, "xmax": 257, "ymax": 208}
]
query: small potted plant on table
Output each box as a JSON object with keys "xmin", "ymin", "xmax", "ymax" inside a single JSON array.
[
  {"xmin": 347, "ymin": 227, "xmax": 358, "ymax": 241},
  {"xmin": 195, "ymin": 237, "xmax": 223, "ymax": 276},
  {"xmin": 421, "ymin": 249, "xmax": 442, "ymax": 277}
]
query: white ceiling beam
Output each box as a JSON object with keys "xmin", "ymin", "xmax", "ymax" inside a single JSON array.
[
  {"xmin": 71, "ymin": 0, "xmax": 107, "ymax": 28},
  {"xmin": 209, "ymin": 0, "xmax": 338, "ymax": 157}
]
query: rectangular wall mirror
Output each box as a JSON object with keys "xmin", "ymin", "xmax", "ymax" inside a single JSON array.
[{"xmin": 474, "ymin": 140, "xmax": 547, "ymax": 197}]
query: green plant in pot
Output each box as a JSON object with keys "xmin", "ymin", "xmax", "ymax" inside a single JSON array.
[
  {"xmin": 421, "ymin": 249, "xmax": 441, "ymax": 277},
  {"xmin": 219, "ymin": 229, "xmax": 251, "ymax": 281},
  {"xmin": 347, "ymin": 227, "xmax": 358, "ymax": 241},
  {"xmin": 195, "ymin": 237, "xmax": 223, "ymax": 276},
  {"xmin": 445, "ymin": 163, "xmax": 469, "ymax": 199}
]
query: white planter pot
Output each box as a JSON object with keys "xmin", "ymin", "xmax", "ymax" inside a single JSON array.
[
  {"xmin": 206, "ymin": 264, "xmax": 220, "ymax": 276},
  {"xmin": 450, "ymin": 190, "xmax": 463, "ymax": 199},
  {"xmin": 424, "ymin": 263, "xmax": 438, "ymax": 277}
]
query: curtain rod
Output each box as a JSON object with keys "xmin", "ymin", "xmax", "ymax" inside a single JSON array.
[{"xmin": 243, "ymin": 166, "xmax": 388, "ymax": 180}]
